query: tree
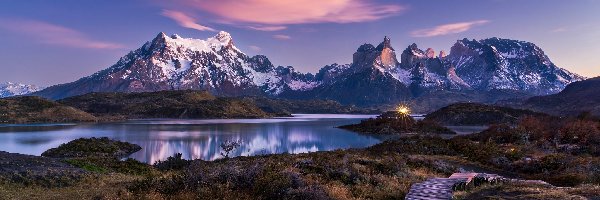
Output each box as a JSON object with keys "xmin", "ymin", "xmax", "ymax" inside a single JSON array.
[{"xmin": 220, "ymin": 139, "xmax": 242, "ymax": 158}]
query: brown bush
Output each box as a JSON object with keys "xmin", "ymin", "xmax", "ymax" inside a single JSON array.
[{"xmin": 559, "ymin": 120, "xmax": 600, "ymax": 145}]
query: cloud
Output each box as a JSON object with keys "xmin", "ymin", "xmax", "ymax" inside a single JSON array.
[
  {"xmin": 0, "ymin": 19, "xmax": 124, "ymax": 49},
  {"xmin": 551, "ymin": 27, "xmax": 567, "ymax": 33},
  {"xmin": 411, "ymin": 20, "xmax": 490, "ymax": 37},
  {"xmin": 177, "ymin": 0, "xmax": 404, "ymax": 25},
  {"xmin": 247, "ymin": 25, "xmax": 287, "ymax": 31},
  {"xmin": 273, "ymin": 34, "xmax": 291, "ymax": 40},
  {"xmin": 248, "ymin": 45, "xmax": 261, "ymax": 51},
  {"xmin": 162, "ymin": 9, "xmax": 216, "ymax": 32}
]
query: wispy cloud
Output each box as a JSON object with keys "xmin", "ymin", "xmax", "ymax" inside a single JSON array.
[
  {"xmin": 176, "ymin": 0, "xmax": 405, "ymax": 26},
  {"xmin": 248, "ymin": 45, "xmax": 261, "ymax": 51},
  {"xmin": 161, "ymin": 9, "xmax": 216, "ymax": 32},
  {"xmin": 551, "ymin": 27, "xmax": 567, "ymax": 33},
  {"xmin": 411, "ymin": 20, "xmax": 490, "ymax": 37},
  {"xmin": 273, "ymin": 34, "xmax": 291, "ymax": 40},
  {"xmin": 247, "ymin": 25, "xmax": 287, "ymax": 31},
  {"xmin": 0, "ymin": 19, "xmax": 124, "ymax": 49}
]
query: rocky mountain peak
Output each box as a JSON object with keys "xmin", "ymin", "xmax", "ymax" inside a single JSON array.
[
  {"xmin": 214, "ymin": 31, "xmax": 234, "ymax": 47},
  {"xmin": 439, "ymin": 50, "xmax": 447, "ymax": 58},
  {"xmin": 445, "ymin": 37, "xmax": 585, "ymax": 94},
  {"xmin": 352, "ymin": 36, "xmax": 399, "ymax": 72},
  {"xmin": 376, "ymin": 36, "xmax": 394, "ymax": 51},
  {"xmin": 425, "ymin": 48, "xmax": 436, "ymax": 58}
]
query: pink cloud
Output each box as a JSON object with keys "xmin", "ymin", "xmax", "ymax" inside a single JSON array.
[
  {"xmin": 177, "ymin": 0, "xmax": 404, "ymax": 25},
  {"xmin": 273, "ymin": 35, "xmax": 291, "ymax": 40},
  {"xmin": 248, "ymin": 45, "xmax": 261, "ymax": 51},
  {"xmin": 162, "ymin": 10, "xmax": 216, "ymax": 32},
  {"xmin": 411, "ymin": 20, "xmax": 490, "ymax": 37},
  {"xmin": 0, "ymin": 19, "xmax": 123, "ymax": 49},
  {"xmin": 247, "ymin": 25, "xmax": 287, "ymax": 31}
]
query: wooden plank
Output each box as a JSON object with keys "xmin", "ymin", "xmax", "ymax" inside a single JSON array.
[{"xmin": 405, "ymin": 173, "xmax": 507, "ymax": 200}]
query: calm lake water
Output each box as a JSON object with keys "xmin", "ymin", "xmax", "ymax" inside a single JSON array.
[{"xmin": 0, "ymin": 114, "xmax": 384, "ymax": 163}]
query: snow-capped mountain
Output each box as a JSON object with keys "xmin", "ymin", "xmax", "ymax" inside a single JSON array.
[
  {"xmin": 0, "ymin": 82, "xmax": 41, "ymax": 98},
  {"xmin": 445, "ymin": 38, "xmax": 584, "ymax": 94},
  {"xmin": 295, "ymin": 38, "xmax": 412, "ymax": 105},
  {"xmin": 33, "ymin": 32, "xmax": 317, "ymax": 99},
  {"xmin": 31, "ymin": 32, "xmax": 583, "ymax": 107},
  {"xmin": 284, "ymin": 36, "xmax": 583, "ymax": 105}
]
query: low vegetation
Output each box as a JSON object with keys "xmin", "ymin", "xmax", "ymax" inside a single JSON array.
[
  {"xmin": 424, "ymin": 102, "xmax": 548, "ymax": 126},
  {"xmin": 1, "ymin": 106, "xmax": 599, "ymax": 199},
  {"xmin": 1, "ymin": 90, "xmax": 380, "ymax": 124},
  {"xmin": 42, "ymin": 137, "xmax": 142, "ymax": 158},
  {"xmin": 58, "ymin": 90, "xmax": 277, "ymax": 119},
  {"xmin": 0, "ymin": 96, "xmax": 97, "ymax": 124},
  {"xmin": 454, "ymin": 182, "xmax": 600, "ymax": 199},
  {"xmin": 243, "ymin": 96, "xmax": 380, "ymax": 115},
  {"xmin": 339, "ymin": 111, "xmax": 455, "ymax": 135}
]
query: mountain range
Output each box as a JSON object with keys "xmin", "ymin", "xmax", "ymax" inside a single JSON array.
[
  {"xmin": 0, "ymin": 82, "xmax": 41, "ymax": 98},
  {"xmin": 30, "ymin": 32, "xmax": 584, "ymax": 109}
]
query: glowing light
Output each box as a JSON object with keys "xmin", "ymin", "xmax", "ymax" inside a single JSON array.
[{"xmin": 396, "ymin": 104, "xmax": 411, "ymax": 115}]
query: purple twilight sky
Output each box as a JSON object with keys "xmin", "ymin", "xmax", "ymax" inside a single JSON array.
[{"xmin": 0, "ymin": 0, "xmax": 599, "ymax": 86}]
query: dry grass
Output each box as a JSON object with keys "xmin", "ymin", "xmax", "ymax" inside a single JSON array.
[
  {"xmin": 454, "ymin": 182, "xmax": 600, "ymax": 200},
  {"xmin": 0, "ymin": 173, "xmax": 140, "ymax": 200}
]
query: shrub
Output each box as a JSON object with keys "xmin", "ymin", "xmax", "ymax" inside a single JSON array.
[
  {"xmin": 559, "ymin": 120, "xmax": 600, "ymax": 145},
  {"xmin": 154, "ymin": 153, "xmax": 191, "ymax": 171},
  {"xmin": 42, "ymin": 137, "xmax": 141, "ymax": 158}
]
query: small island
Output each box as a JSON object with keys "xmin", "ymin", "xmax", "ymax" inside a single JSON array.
[{"xmin": 339, "ymin": 104, "xmax": 456, "ymax": 135}]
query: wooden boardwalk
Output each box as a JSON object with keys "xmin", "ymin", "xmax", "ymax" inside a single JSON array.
[{"xmin": 405, "ymin": 173, "xmax": 503, "ymax": 200}]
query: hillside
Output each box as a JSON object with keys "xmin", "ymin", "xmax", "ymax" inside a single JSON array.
[
  {"xmin": 424, "ymin": 103, "xmax": 548, "ymax": 126},
  {"xmin": 58, "ymin": 90, "xmax": 276, "ymax": 119},
  {"xmin": 518, "ymin": 77, "xmax": 600, "ymax": 116},
  {"xmin": 0, "ymin": 96, "xmax": 97, "ymax": 124},
  {"xmin": 242, "ymin": 96, "xmax": 380, "ymax": 115}
]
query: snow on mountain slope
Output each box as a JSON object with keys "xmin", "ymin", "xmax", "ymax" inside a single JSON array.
[
  {"xmin": 32, "ymin": 32, "xmax": 318, "ymax": 99},
  {"xmin": 31, "ymin": 33, "xmax": 583, "ymax": 106},
  {"xmin": 0, "ymin": 82, "xmax": 41, "ymax": 98},
  {"xmin": 445, "ymin": 38, "xmax": 584, "ymax": 94}
]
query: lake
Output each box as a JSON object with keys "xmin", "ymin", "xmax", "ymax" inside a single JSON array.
[{"xmin": 0, "ymin": 114, "xmax": 384, "ymax": 164}]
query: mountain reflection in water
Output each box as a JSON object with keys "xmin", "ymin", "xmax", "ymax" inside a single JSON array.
[{"xmin": 0, "ymin": 114, "xmax": 382, "ymax": 163}]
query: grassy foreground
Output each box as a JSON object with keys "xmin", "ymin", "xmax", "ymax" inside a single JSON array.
[
  {"xmin": 1, "ymin": 133, "xmax": 599, "ymax": 199},
  {"xmin": 1, "ymin": 111, "xmax": 600, "ymax": 199}
]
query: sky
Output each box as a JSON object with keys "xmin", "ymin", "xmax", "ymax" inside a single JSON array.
[{"xmin": 0, "ymin": 0, "xmax": 599, "ymax": 86}]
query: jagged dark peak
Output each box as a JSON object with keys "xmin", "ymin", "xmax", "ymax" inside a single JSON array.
[
  {"xmin": 275, "ymin": 65, "xmax": 297, "ymax": 74},
  {"xmin": 425, "ymin": 48, "xmax": 436, "ymax": 58},
  {"xmin": 403, "ymin": 43, "xmax": 426, "ymax": 56},
  {"xmin": 316, "ymin": 63, "xmax": 350, "ymax": 79},
  {"xmin": 249, "ymin": 55, "xmax": 274, "ymax": 73},
  {"xmin": 356, "ymin": 43, "xmax": 376, "ymax": 53},
  {"xmin": 456, "ymin": 37, "xmax": 537, "ymax": 50},
  {"xmin": 376, "ymin": 36, "xmax": 394, "ymax": 51},
  {"xmin": 145, "ymin": 32, "xmax": 170, "ymax": 51},
  {"xmin": 156, "ymin": 32, "xmax": 168, "ymax": 39}
]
